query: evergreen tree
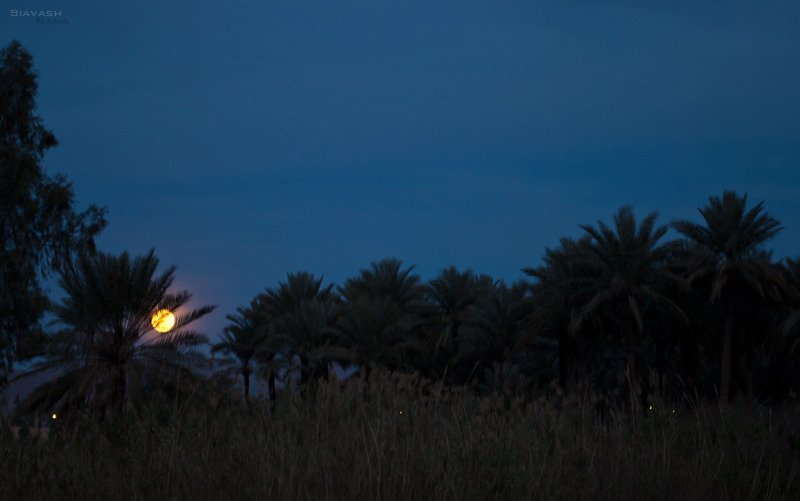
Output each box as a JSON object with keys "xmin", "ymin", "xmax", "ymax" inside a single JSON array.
[{"xmin": 0, "ymin": 40, "xmax": 107, "ymax": 387}]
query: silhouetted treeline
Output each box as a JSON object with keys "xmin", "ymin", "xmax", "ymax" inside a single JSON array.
[{"xmin": 214, "ymin": 192, "xmax": 800, "ymax": 412}]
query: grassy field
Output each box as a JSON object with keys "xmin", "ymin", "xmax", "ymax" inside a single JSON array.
[{"xmin": 2, "ymin": 370, "xmax": 799, "ymax": 500}]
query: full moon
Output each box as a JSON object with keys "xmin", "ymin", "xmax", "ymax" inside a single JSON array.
[{"xmin": 151, "ymin": 309, "xmax": 175, "ymax": 333}]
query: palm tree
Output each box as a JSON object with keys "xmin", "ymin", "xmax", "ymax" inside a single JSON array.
[
  {"xmin": 14, "ymin": 249, "xmax": 215, "ymax": 419},
  {"xmin": 468, "ymin": 280, "xmax": 534, "ymax": 381},
  {"xmin": 423, "ymin": 266, "xmax": 487, "ymax": 374},
  {"xmin": 290, "ymin": 297, "xmax": 339, "ymax": 383},
  {"xmin": 672, "ymin": 191, "xmax": 783, "ymax": 404},
  {"xmin": 211, "ymin": 299, "xmax": 269, "ymax": 410},
  {"xmin": 524, "ymin": 237, "xmax": 593, "ymax": 393},
  {"xmin": 330, "ymin": 295, "xmax": 409, "ymax": 399},
  {"xmin": 775, "ymin": 257, "xmax": 800, "ymax": 401},
  {"xmin": 339, "ymin": 258, "xmax": 429, "ymax": 313},
  {"xmin": 571, "ymin": 206, "xmax": 686, "ymax": 402},
  {"xmin": 257, "ymin": 272, "xmax": 337, "ymax": 391},
  {"xmin": 338, "ymin": 258, "xmax": 432, "ymax": 373},
  {"xmin": 734, "ymin": 251, "xmax": 785, "ymax": 408},
  {"xmin": 782, "ymin": 257, "xmax": 800, "ymax": 359},
  {"xmin": 648, "ymin": 238, "xmax": 711, "ymax": 408}
]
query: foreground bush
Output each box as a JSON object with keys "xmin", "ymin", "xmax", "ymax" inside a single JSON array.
[{"xmin": 2, "ymin": 370, "xmax": 800, "ymax": 500}]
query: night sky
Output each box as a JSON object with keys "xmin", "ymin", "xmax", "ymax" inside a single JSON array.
[{"xmin": 4, "ymin": 1, "xmax": 800, "ymax": 342}]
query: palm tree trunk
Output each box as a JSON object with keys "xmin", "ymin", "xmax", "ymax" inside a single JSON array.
[
  {"xmin": 558, "ymin": 329, "xmax": 569, "ymax": 393},
  {"xmin": 452, "ymin": 316, "xmax": 461, "ymax": 356},
  {"xmin": 720, "ymin": 301, "xmax": 733, "ymax": 404},
  {"xmin": 625, "ymin": 305, "xmax": 639, "ymax": 400},
  {"xmin": 745, "ymin": 342, "xmax": 754, "ymax": 410},
  {"xmin": 268, "ymin": 369, "xmax": 276, "ymax": 409},
  {"xmin": 300, "ymin": 354, "xmax": 310, "ymax": 388},
  {"xmin": 577, "ymin": 333, "xmax": 587, "ymax": 394},
  {"xmin": 85, "ymin": 329, "xmax": 95, "ymax": 367},
  {"xmin": 362, "ymin": 364, "xmax": 372, "ymax": 403},
  {"xmin": 115, "ymin": 365, "xmax": 126, "ymax": 414},
  {"xmin": 681, "ymin": 327, "xmax": 699, "ymax": 410},
  {"xmin": 572, "ymin": 307, "xmax": 588, "ymax": 397},
  {"xmin": 243, "ymin": 370, "xmax": 251, "ymax": 411},
  {"xmin": 656, "ymin": 340, "xmax": 667, "ymax": 403}
]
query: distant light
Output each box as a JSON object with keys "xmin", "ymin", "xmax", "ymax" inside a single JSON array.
[
  {"xmin": 52, "ymin": 414, "xmax": 57, "ymax": 419},
  {"xmin": 649, "ymin": 405, "xmax": 652, "ymax": 410}
]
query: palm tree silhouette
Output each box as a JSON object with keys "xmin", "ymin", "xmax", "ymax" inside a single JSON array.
[
  {"xmin": 733, "ymin": 250, "xmax": 785, "ymax": 408},
  {"xmin": 212, "ymin": 299, "xmax": 269, "ymax": 410},
  {"xmin": 258, "ymin": 272, "xmax": 337, "ymax": 392},
  {"xmin": 338, "ymin": 258, "xmax": 432, "ymax": 375},
  {"xmin": 468, "ymin": 279, "xmax": 533, "ymax": 388},
  {"xmin": 339, "ymin": 258, "xmax": 427, "ymax": 311},
  {"xmin": 524, "ymin": 237, "xmax": 594, "ymax": 393},
  {"xmin": 423, "ymin": 266, "xmax": 488, "ymax": 376},
  {"xmin": 14, "ymin": 249, "xmax": 215, "ymax": 419},
  {"xmin": 330, "ymin": 295, "xmax": 408, "ymax": 396},
  {"xmin": 672, "ymin": 191, "xmax": 784, "ymax": 404},
  {"xmin": 571, "ymin": 206, "xmax": 686, "ymax": 403},
  {"xmin": 782, "ymin": 257, "xmax": 800, "ymax": 359}
]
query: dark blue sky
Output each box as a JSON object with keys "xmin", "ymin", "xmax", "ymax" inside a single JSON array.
[{"xmin": 4, "ymin": 1, "xmax": 800, "ymax": 341}]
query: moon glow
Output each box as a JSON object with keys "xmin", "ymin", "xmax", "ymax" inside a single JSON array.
[{"xmin": 151, "ymin": 309, "xmax": 175, "ymax": 333}]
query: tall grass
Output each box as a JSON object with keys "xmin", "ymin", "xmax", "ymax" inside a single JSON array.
[{"xmin": 2, "ymin": 369, "xmax": 799, "ymax": 500}]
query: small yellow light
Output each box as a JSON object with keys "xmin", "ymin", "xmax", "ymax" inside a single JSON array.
[
  {"xmin": 400, "ymin": 411, "xmax": 403, "ymax": 414},
  {"xmin": 672, "ymin": 410, "xmax": 675, "ymax": 413},
  {"xmin": 649, "ymin": 405, "xmax": 652, "ymax": 410},
  {"xmin": 52, "ymin": 414, "xmax": 57, "ymax": 419}
]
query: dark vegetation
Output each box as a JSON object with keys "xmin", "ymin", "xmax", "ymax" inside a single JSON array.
[
  {"xmin": 0, "ymin": 40, "xmax": 106, "ymax": 388},
  {"xmin": 3, "ymin": 372, "xmax": 800, "ymax": 500},
  {"xmin": 2, "ymin": 40, "xmax": 800, "ymax": 499}
]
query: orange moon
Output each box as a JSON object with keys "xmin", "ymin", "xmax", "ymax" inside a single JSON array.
[{"xmin": 151, "ymin": 309, "xmax": 175, "ymax": 333}]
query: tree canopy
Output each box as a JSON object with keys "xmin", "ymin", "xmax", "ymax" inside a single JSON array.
[
  {"xmin": 0, "ymin": 40, "xmax": 107, "ymax": 387},
  {"xmin": 14, "ymin": 249, "xmax": 215, "ymax": 418}
]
